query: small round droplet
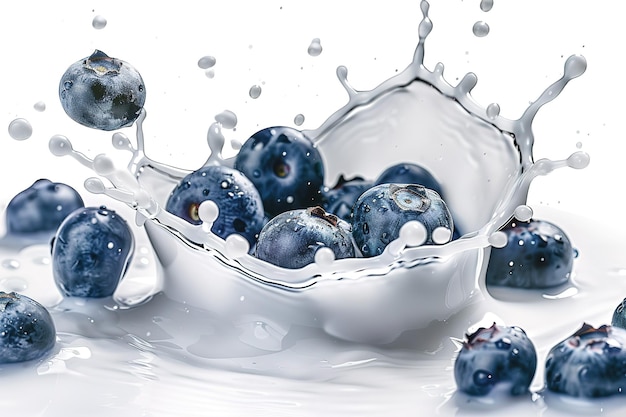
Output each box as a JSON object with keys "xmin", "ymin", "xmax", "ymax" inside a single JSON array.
[
  {"xmin": 2, "ymin": 259, "xmax": 20, "ymax": 270},
  {"xmin": 486, "ymin": 103, "xmax": 500, "ymax": 120},
  {"xmin": 249, "ymin": 85, "xmax": 262, "ymax": 99},
  {"xmin": 514, "ymin": 205, "xmax": 533, "ymax": 222},
  {"xmin": 225, "ymin": 234, "xmax": 250, "ymax": 258},
  {"xmin": 198, "ymin": 56, "xmax": 217, "ymax": 69},
  {"xmin": 399, "ymin": 221, "xmax": 427, "ymax": 247},
  {"xmin": 489, "ymin": 231, "xmax": 507, "ymax": 248},
  {"xmin": 576, "ymin": 141, "xmax": 583, "ymax": 149},
  {"xmin": 564, "ymin": 55, "xmax": 587, "ymax": 79},
  {"xmin": 112, "ymin": 133, "xmax": 133, "ymax": 151},
  {"xmin": 49, "ymin": 135, "xmax": 73, "ymax": 156},
  {"xmin": 472, "ymin": 21, "xmax": 490, "ymax": 37},
  {"xmin": 84, "ymin": 177, "xmax": 106, "ymax": 194},
  {"xmin": 33, "ymin": 101, "xmax": 46, "ymax": 112},
  {"xmin": 480, "ymin": 0, "xmax": 494, "ymax": 12},
  {"xmin": 205, "ymin": 69, "xmax": 215, "ymax": 79},
  {"xmin": 92, "ymin": 15, "xmax": 107, "ymax": 29},
  {"xmin": 215, "ymin": 110, "xmax": 237, "ymax": 129},
  {"xmin": 294, "ymin": 114, "xmax": 305, "ymax": 126},
  {"xmin": 307, "ymin": 38, "xmax": 323, "ymax": 56},
  {"xmin": 93, "ymin": 154, "xmax": 116, "ymax": 176},
  {"xmin": 8, "ymin": 118, "xmax": 33, "ymax": 140},
  {"xmin": 198, "ymin": 200, "xmax": 219, "ymax": 224},
  {"xmin": 432, "ymin": 227, "xmax": 452, "ymax": 244},
  {"xmin": 314, "ymin": 247, "xmax": 335, "ymax": 266}
]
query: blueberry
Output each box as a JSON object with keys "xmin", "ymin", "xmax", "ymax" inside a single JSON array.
[
  {"xmin": 375, "ymin": 162, "xmax": 443, "ymax": 197},
  {"xmin": 612, "ymin": 298, "xmax": 626, "ymax": 329},
  {"xmin": 5, "ymin": 179, "xmax": 84, "ymax": 236},
  {"xmin": 454, "ymin": 323, "xmax": 537, "ymax": 396},
  {"xmin": 234, "ymin": 126, "xmax": 325, "ymax": 217},
  {"xmin": 321, "ymin": 175, "xmax": 374, "ymax": 222},
  {"xmin": 545, "ymin": 323, "xmax": 626, "ymax": 398},
  {"xmin": 51, "ymin": 206, "xmax": 134, "ymax": 298},
  {"xmin": 165, "ymin": 165, "xmax": 265, "ymax": 247},
  {"xmin": 486, "ymin": 218, "xmax": 574, "ymax": 289},
  {"xmin": 59, "ymin": 50, "xmax": 146, "ymax": 131},
  {"xmin": 351, "ymin": 183, "xmax": 453, "ymax": 257},
  {"xmin": 0, "ymin": 292, "xmax": 56, "ymax": 363},
  {"xmin": 255, "ymin": 206, "xmax": 355, "ymax": 269}
]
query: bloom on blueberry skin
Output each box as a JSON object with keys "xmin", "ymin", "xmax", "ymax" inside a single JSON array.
[
  {"xmin": 255, "ymin": 206, "xmax": 355, "ymax": 269},
  {"xmin": 59, "ymin": 50, "xmax": 146, "ymax": 131},
  {"xmin": 351, "ymin": 183, "xmax": 453, "ymax": 257},
  {"xmin": 454, "ymin": 323, "xmax": 537, "ymax": 396},
  {"xmin": 0, "ymin": 292, "xmax": 56, "ymax": 364},
  {"xmin": 486, "ymin": 218, "xmax": 575, "ymax": 289},
  {"xmin": 234, "ymin": 126, "xmax": 325, "ymax": 217},
  {"xmin": 545, "ymin": 323, "xmax": 626, "ymax": 398},
  {"xmin": 165, "ymin": 165, "xmax": 265, "ymax": 247},
  {"xmin": 5, "ymin": 179, "xmax": 84, "ymax": 235},
  {"xmin": 51, "ymin": 206, "xmax": 134, "ymax": 298}
]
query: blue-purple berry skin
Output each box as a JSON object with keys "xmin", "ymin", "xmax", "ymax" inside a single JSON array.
[
  {"xmin": 0, "ymin": 292, "xmax": 56, "ymax": 364},
  {"xmin": 165, "ymin": 165, "xmax": 265, "ymax": 247},
  {"xmin": 351, "ymin": 183, "xmax": 453, "ymax": 257},
  {"xmin": 234, "ymin": 126, "xmax": 325, "ymax": 217},
  {"xmin": 5, "ymin": 179, "xmax": 84, "ymax": 236},
  {"xmin": 59, "ymin": 50, "xmax": 146, "ymax": 131},
  {"xmin": 454, "ymin": 323, "xmax": 537, "ymax": 396},
  {"xmin": 51, "ymin": 206, "xmax": 134, "ymax": 298},
  {"xmin": 255, "ymin": 207, "xmax": 355, "ymax": 269},
  {"xmin": 375, "ymin": 162, "xmax": 444, "ymax": 197},
  {"xmin": 545, "ymin": 324, "xmax": 626, "ymax": 398},
  {"xmin": 486, "ymin": 219, "xmax": 574, "ymax": 289},
  {"xmin": 612, "ymin": 298, "xmax": 626, "ymax": 330}
]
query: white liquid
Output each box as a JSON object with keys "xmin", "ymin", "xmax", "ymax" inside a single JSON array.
[{"xmin": 1, "ymin": 1, "xmax": 622, "ymax": 416}]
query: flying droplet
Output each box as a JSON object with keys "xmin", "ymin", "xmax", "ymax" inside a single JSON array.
[
  {"xmin": 92, "ymin": 15, "xmax": 107, "ymax": 29},
  {"xmin": 472, "ymin": 21, "xmax": 490, "ymax": 37},
  {"xmin": 8, "ymin": 118, "xmax": 33, "ymax": 140},
  {"xmin": 294, "ymin": 114, "xmax": 305, "ymax": 126},
  {"xmin": 488, "ymin": 231, "xmax": 507, "ymax": 248},
  {"xmin": 307, "ymin": 38, "xmax": 323, "ymax": 56},
  {"xmin": 33, "ymin": 101, "xmax": 46, "ymax": 112},
  {"xmin": 225, "ymin": 234, "xmax": 249, "ymax": 258},
  {"xmin": 480, "ymin": 0, "xmax": 494, "ymax": 12},
  {"xmin": 249, "ymin": 85, "xmax": 262, "ymax": 99},
  {"xmin": 198, "ymin": 200, "xmax": 219, "ymax": 224},
  {"xmin": 198, "ymin": 56, "xmax": 216, "ymax": 69}
]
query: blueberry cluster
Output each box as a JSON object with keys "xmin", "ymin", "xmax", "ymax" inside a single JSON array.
[{"xmin": 455, "ymin": 319, "xmax": 626, "ymax": 399}]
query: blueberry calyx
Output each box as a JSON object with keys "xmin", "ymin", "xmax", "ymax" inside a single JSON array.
[
  {"xmin": 307, "ymin": 206, "xmax": 338, "ymax": 227},
  {"xmin": 389, "ymin": 184, "xmax": 431, "ymax": 212},
  {"xmin": 84, "ymin": 50, "xmax": 122, "ymax": 75}
]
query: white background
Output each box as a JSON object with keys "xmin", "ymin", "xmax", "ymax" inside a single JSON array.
[{"xmin": 1, "ymin": 0, "xmax": 622, "ymax": 226}]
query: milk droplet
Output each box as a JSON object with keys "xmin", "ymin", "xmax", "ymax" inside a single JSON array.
[
  {"xmin": 33, "ymin": 101, "xmax": 46, "ymax": 112},
  {"xmin": 8, "ymin": 118, "xmax": 33, "ymax": 140},
  {"xmin": 399, "ymin": 221, "xmax": 427, "ymax": 247},
  {"xmin": 84, "ymin": 177, "xmax": 106, "ymax": 194},
  {"xmin": 225, "ymin": 235, "xmax": 249, "ymax": 259},
  {"xmin": 92, "ymin": 15, "xmax": 107, "ymax": 29},
  {"xmin": 576, "ymin": 141, "xmax": 583, "ymax": 149},
  {"xmin": 0, "ymin": 277, "xmax": 28, "ymax": 292},
  {"xmin": 486, "ymin": 103, "xmax": 500, "ymax": 119},
  {"xmin": 48, "ymin": 135, "xmax": 73, "ymax": 156},
  {"xmin": 112, "ymin": 133, "xmax": 133, "ymax": 151},
  {"xmin": 198, "ymin": 56, "xmax": 216, "ymax": 69},
  {"xmin": 314, "ymin": 247, "xmax": 335, "ymax": 267},
  {"xmin": 205, "ymin": 69, "xmax": 215, "ymax": 79},
  {"xmin": 2, "ymin": 259, "xmax": 20, "ymax": 270},
  {"xmin": 472, "ymin": 21, "xmax": 490, "ymax": 37},
  {"xmin": 294, "ymin": 114, "xmax": 305, "ymax": 126},
  {"xmin": 480, "ymin": 0, "xmax": 494, "ymax": 12},
  {"xmin": 215, "ymin": 110, "xmax": 237, "ymax": 129},
  {"xmin": 198, "ymin": 200, "xmax": 219, "ymax": 224},
  {"xmin": 249, "ymin": 85, "xmax": 262, "ymax": 99},
  {"xmin": 432, "ymin": 227, "xmax": 452, "ymax": 244},
  {"xmin": 93, "ymin": 154, "xmax": 116, "ymax": 176},
  {"xmin": 564, "ymin": 55, "xmax": 587, "ymax": 79},
  {"xmin": 488, "ymin": 231, "xmax": 508, "ymax": 248},
  {"xmin": 307, "ymin": 38, "xmax": 323, "ymax": 56},
  {"xmin": 514, "ymin": 205, "xmax": 533, "ymax": 222},
  {"xmin": 567, "ymin": 151, "xmax": 590, "ymax": 169}
]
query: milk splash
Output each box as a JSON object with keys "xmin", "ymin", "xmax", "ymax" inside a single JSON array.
[{"xmin": 29, "ymin": 1, "xmax": 587, "ymax": 344}]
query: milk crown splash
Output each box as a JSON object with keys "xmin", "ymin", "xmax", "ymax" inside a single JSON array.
[{"xmin": 39, "ymin": 0, "xmax": 588, "ymax": 343}]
